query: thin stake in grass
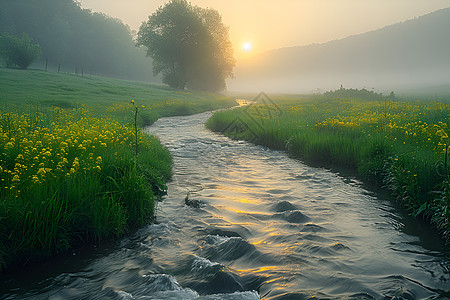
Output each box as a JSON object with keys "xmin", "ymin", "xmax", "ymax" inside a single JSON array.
[
  {"xmin": 444, "ymin": 141, "xmax": 449, "ymax": 179},
  {"xmin": 131, "ymin": 100, "xmax": 146, "ymax": 159}
]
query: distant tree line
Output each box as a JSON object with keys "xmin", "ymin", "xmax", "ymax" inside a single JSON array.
[
  {"xmin": 0, "ymin": 0, "xmax": 159, "ymax": 82},
  {"xmin": 322, "ymin": 86, "xmax": 385, "ymax": 101}
]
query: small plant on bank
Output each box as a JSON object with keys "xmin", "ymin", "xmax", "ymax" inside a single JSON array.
[
  {"xmin": 432, "ymin": 129, "xmax": 450, "ymax": 238},
  {"xmin": 129, "ymin": 100, "xmax": 168, "ymax": 197},
  {"xmin": 130, "ymin": 99, "xmax": 146, "ymax": 159}
]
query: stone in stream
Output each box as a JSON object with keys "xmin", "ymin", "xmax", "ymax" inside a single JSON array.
[
  {"xmin": 272, "ymin": 210, "xmax": 310, "ymax": 224},
  {"xmin": 185, "ymin": 193, "xmax": 201, "ymax": 208},
  {"xmin": 271, "ymin": 200, "xmax": 299, "ymax": 212}
]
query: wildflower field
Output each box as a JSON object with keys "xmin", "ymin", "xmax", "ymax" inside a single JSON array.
[
  {"xmin": 207, "ymin": 94, "xmax": 450, "ymax": 240},
  {"xmin": 0, "ymin": 105, "xmax": 172, "ymax": 271},
  {"xmin": 0, "ymin": 68, "xmax": 236, "ymax": 271}
]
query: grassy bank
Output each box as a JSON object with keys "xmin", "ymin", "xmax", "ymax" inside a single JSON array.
[
  {"xmin": 0, "ymin": 68, "xmax": 236, "ymax": 271},
  {"xmin": 0, "ymin": 68, "xmax": 236, "ymax": 124},
  {"xmin": 206, "ymin": 95, "xmax": 450, "ymax": 240}
]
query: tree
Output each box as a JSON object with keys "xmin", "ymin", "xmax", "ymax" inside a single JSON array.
[
  {"xmin": 136, "ymin": 0, "xmax": 235, "ymax": 91},
  {"xmin": 0, "ymin": 0, "xmax": 158, "ymax": 81},
  {"xmin": 0, "ymin": 32, "xmax": 42, "ymax": 69}
]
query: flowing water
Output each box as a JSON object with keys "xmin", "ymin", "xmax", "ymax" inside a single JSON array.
[{"xmin": 1, "ymin": 111, "xmax": 450, "ymax": 299}]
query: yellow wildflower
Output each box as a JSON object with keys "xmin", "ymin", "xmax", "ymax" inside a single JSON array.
[{"xmin": 32, "ymin": 175, "xmax": 40, "ymax": 184}]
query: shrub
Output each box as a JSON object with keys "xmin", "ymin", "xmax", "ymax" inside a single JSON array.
[{"xmin": 0, "ymin": 33, "xmax": 42, "ymax": 69}]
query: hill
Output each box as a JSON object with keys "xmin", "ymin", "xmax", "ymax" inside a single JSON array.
[
  {"xmin": 0, "ymin": 68, "xmax": 236, "ymax": 121},
  {"xmin": 230, "ymin": 7, "xmax": 450, "ymax": 94}
]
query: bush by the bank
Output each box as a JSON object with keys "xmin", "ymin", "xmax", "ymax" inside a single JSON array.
[
  {"xmin": 206, "ymin": 98, "xmax": 450, "ymax": 240},
  {"xmin": 0, "ymin": 106, "xmax": 171, "ymax": 271}
]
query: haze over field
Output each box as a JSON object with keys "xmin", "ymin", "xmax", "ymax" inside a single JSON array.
[
  {"xmin": 79, "ymin": 0, "xmax": 450, "ymax": 94},
  {"xmin": 231, "ymin": 7, "xmax": 450, "ymax": 94},
  {"xmin": 80, "ymin": 0, "xmax": 450, "ymax": 58}
]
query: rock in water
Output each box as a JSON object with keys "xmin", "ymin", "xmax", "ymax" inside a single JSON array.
[{"xmin": 185, "ymin": 194, "xmax": 201, "ymax": 208}]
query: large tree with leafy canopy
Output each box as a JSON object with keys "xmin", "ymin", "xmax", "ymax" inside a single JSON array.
[{"xmin": 136, "ymin": 0, "xmax": 235, "ymax": 91}]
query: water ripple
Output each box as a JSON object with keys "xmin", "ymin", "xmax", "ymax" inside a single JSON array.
[{"xmin": 1, "ymin": 111, "xmax": 449, "ymax": 299}]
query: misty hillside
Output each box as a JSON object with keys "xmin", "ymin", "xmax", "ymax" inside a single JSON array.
[
  {"xmin": 230, "ymin": 7, "xmax": 450, "ymax": 93},
  {"xmin": 0, "ymin": 0, "xmax": 159, "ymax": 82}
]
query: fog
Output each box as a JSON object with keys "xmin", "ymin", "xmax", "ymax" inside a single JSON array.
[
  {"xmin": 227, "ymin": 7, "xmax": 450, "ymax": 95},
  {"xmin": 0, "ymin": 0, "xmax": 160, "ymax": 82},
  {"xmin": 80, "ymin": 0, "xmax": 450, "ymax": 60},
  {"xmin": 1, "ymin": 0, "xmax": 450, "ymax": 95}
]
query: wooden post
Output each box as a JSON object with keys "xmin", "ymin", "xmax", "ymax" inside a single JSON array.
[{"xmin": 58, "ymin": 64, "xmax": 61, "ymax": 73}]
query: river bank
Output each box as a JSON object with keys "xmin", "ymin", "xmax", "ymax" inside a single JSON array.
[
  {"xmin": 206, "ymin": 94, "xmax": 450, "ymax": 242},
  {"xmin": 2, "ymin": 111, "xmax": 449, "ymax": 299},
  {"xmin": 0, "ymin": 68, "xmax": 236, "ymax": 272}
]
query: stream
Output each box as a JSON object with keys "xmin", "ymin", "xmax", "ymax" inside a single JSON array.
[{"xmin": 1, "ymin": 111, "xmax": 449, "ymax": 299}]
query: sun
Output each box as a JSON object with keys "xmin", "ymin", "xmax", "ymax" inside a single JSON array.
[{"xmin": 242, "ymin": 42, "xmax": 252, "ymax": 52}]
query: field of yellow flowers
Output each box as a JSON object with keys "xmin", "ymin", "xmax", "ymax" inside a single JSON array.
[
  {"xmin": 0, "ymin": 67, "xmax": 239, "ymax": 271},
  {"xmin": 207, "ymin": 96, "xmax": 450, "ymax": 240},
  {"xmin": 0, "ymin": 105, "xmax": 171, "ymax": 271}
]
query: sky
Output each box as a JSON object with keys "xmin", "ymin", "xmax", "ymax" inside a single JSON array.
[{"xmin": 79, "ymin": 0, "xmax": 450, "ymax": 59}]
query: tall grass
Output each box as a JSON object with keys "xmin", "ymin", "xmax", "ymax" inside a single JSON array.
[
  {"xmin": 0, "ymin": 105, "xmax": 171, "ymax": 271},
  {"xmin": 0, "ymin": 67, "xmax": 237, "ymax": 271},
  {"xmin": 207, "ymin": 98, "xmax": 450, "ymax": 240}
]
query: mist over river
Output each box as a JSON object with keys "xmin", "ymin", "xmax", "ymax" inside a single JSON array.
[{"xmin": 1, "ymin": 111, "xmax": 449, "ymax": 299}]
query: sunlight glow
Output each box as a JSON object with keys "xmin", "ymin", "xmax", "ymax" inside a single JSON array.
[{"xmin": 243, "ymin": 42, "xmax": 252, "ymax": 52}]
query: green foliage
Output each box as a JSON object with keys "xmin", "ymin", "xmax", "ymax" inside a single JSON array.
[
  {"xmin": 207, "ymin": 97, "xmax": 450, "ymax": 240},
  {"xmin": 0, "ymin": 107, "xmax": 171, "ymax": 271},
  {"xmin": 322, "ymin": 86, "xmax": 384, "ymax": 101},
  {"xmin": 432, "ymin": 180, "xmax": 450, "ymax": 240},
  {"xmin": 137, "ymin": 0, "xmax": 235, "ymax": 91},
  {"xmin": 0, "ymin": 33, "xmax": 42, "ymax": 69},
  {"xmin": 0, "ymin": 0, "xmax": 157, "ymax": 81},
  {"xmin": 0, "ymin": 69, "xmax": 234, "ymax": 271},
  {"xmin": 0, "ymin": 68, "xmax": 237, "ymax": 121}
]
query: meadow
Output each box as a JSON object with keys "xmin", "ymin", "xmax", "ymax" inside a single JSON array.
[
  {"xmin": 207, "ymin": 92, "xmax": 450, "ymax": 240},
  {"xmin": 0, "ymin": 68, "xmax": 236, "ymax": 124},
  {"xmin": 0, "ymin": 68, "xmax": 236, "ymax": 271}
]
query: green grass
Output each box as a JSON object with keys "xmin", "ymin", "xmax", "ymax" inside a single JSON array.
[
  {"xmin": 0, "ymin": 68, "xmax": 236, "ymax": 124},
  {"xmin": 207, "ymin": 96, "xmax": 450, "ymax": 240},
  {"xmin": 0, "ymin": 68, "xmax": 236, "ymax": 271}
]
